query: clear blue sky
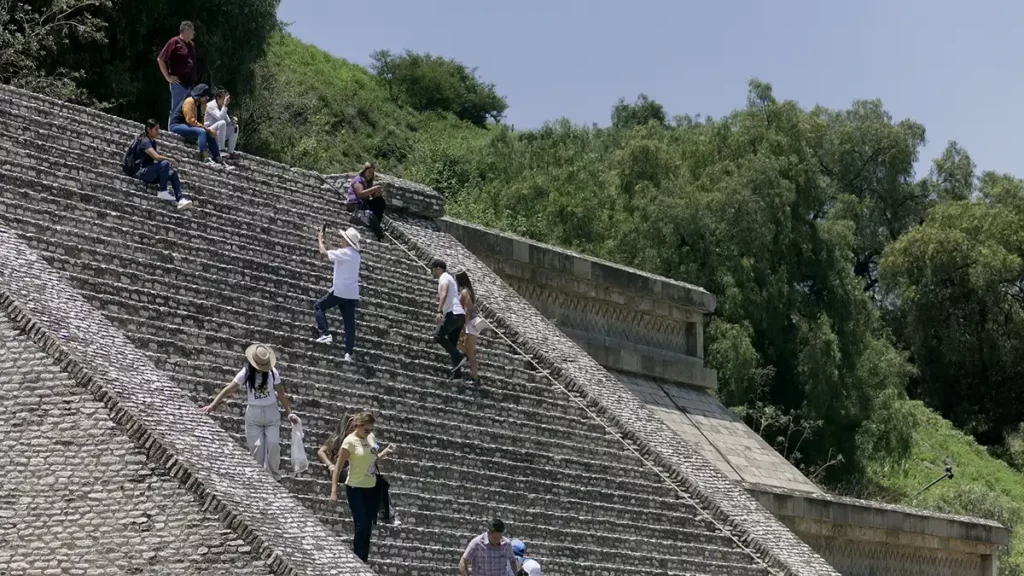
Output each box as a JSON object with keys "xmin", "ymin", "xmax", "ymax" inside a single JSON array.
[{"xmin": 278, "ymin": 0, "xmax": 1024, "ymax": 177}]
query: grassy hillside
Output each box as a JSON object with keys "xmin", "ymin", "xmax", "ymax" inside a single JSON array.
[
  {"xmin": 858, "ymin": 400, "xmax": 1024, "ymax": 572},
  {"xmin": 243, "ymin": 32, "xmax": 1024, "ymax": 573},
  {"xmin": 241, "ymin": 32, "xmax": 481, "ymax": 175}
]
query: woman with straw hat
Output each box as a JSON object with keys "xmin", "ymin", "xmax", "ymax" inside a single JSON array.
[{"xmin": 199, "ymin": 343, "xmax": 299, "ymax": 480}]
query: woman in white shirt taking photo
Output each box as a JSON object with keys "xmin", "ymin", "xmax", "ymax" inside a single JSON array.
[
  {"xmin": 205, "ymin": 87, "xmax": 240, "ymax": 158},
  {"xmin": 199, "ymin": 343, "xmax": 299, "ymax": 480}
]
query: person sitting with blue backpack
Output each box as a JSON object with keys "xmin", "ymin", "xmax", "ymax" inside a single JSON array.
[{"xmin": 122, "ymin": 119, "xmax": 193, "ymax": 210}]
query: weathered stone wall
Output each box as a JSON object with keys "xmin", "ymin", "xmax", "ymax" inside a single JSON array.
[
  {"xmin": 0, "ymin": 317, "xmax": 274, "ymax": 576},
  {"xmin": 390, "ymin": 214, "xmax": 842, "ymax": 576},
  {"xmin": 0, "ymin": 223, "xmax": 373, "ymax": 576},
  {"xmin": 751, "ymin": 488, "xmax": 1006, "ymax": 576},
  {"xmin": 438, "ymin": 217, "xmax": 716, "ymax": 388},
  {"xmin": 430, "ymin": 215, "xmax": 1009, "ymax": 576}
]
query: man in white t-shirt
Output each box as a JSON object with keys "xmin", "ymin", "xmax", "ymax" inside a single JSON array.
[
  {"xmin": 314, "ymin": 227, "xmax": 362, "ymax": 362},
  {"xmin": 430, "ymin": 258, "xmax": 467, "ymax": 378}
]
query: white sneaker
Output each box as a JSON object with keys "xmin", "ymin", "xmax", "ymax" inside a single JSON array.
[
  {"xmin": 176, "ymin": 198, "xmax": 193, "ymax": 210},
  {"xmin": 316, "ymin": 334, "xmax": 333, "ymax": 344},
  {"xmin": 344, "ymin": 353, "xmax": 353, "ymax": 363},
  {"xmin": 203, "ymin": 158, "xmax": 217, "ymax": 166},
  {"xmin": 221, "ymin": 162, "xmax": 236, "ymax": 171},
  {"xmin": 157, "ymin": 191, "xmax": 175, "ymax": 202}
]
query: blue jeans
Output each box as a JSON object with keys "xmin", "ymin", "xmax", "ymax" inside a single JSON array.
[
  {"xmin": 346, "ymin": 484, "xmax": 379, "ymax": 562},
  {"xmin": 135, "ymin": 161, "xmax": 182, "ymax": 201},
  {"xmin": 169, "ymin": 124, "xmax": 220, "ymax": 159},
  {"xmin": 314, "ymin": 292, "xmax": 357, "ymax": 354},
  {"xmin": 169, "ymin": 83, "xmax": 191, "ymax": 126}
]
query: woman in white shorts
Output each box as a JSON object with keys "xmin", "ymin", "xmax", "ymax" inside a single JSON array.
[{"xmin": 456, "ymin": 271, "xmax": 483, "ymax": 385}]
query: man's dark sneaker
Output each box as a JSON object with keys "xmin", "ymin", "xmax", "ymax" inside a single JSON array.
[{"xmin": 449, "ymin": 369, "xmax": 463, "ymax": 381}]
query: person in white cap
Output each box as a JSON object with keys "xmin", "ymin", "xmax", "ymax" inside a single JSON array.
[
  {"xmin": 509, "ymin": 539, "xmax": 541, "ymax": 576},
  {"xmin": 314, "ymin": 226, "xmax": 362, "ymax": 362},
  {"xmin": 199, "ymin": 343, "xmax": 299, "ymax": 480}
]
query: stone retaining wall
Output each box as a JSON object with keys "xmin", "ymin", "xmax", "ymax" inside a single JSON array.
[
  {"xmin": 750, "ymin": 487, "xmax": 1006, "ymax": 576},
  {"xmin": 438, "ymin": 217, "xmax": 715, "ymax": 388}
]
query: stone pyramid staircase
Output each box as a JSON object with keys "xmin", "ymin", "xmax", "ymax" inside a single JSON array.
[{"xmin": 0, "ymin": 84, "xmax": 836, "ymax": 576}]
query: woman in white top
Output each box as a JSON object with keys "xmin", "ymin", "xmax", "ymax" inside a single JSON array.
[
  {"xmin": 199, "ymin": 343, "xmax": 299, "ymax": 479},
  {"xmin": 204, "ymin": 87, "xmax": 239, "ymax": 158}
]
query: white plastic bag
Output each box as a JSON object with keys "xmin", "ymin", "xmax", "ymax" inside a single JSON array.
[{"xmin": 291, "ymin": 417, "xmax": 310, "ymax": 474}]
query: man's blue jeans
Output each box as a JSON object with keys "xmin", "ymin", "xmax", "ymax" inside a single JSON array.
[
  {"xmin": 314, "ymin": 292, "xmax": 357, "ymax": 354},
  {"xmin": 169, "ymin": 124, "xmax": 220, "ymax": 159},
  {"xmin": 135, "ymin": 161, "xmax": 182, "ymax": 201},
  {"xmin": 168, "ymin": 82, "xmax": 191, "ymax": 126}
]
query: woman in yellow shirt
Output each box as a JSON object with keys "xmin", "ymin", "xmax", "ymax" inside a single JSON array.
[{"xmin": 329, "ymin": 411, "xmax": 383, "ymax": 562}]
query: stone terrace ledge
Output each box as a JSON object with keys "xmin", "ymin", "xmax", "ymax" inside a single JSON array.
[
  {"xmin": 325, "ymin": 173, "xmax": 446, "ymax": 219},
  {"xmin": 388, "ymin": 215, "xmax": 842, "ymax": 576},
  {"xmin": 0, "ymin": 224, "xmax": 373, "ymax": 576},
  {"xmin": 748, "ymin": 485, "xmax": 1008, "ymax": 576},
  {"xmin": 438, "ymin": 217, "xmax": 718, "ymax": 388}
]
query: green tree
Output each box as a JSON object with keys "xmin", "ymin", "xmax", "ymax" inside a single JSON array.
[
  {"xmin": 0, "ymin": 0, "xmax": 111, "ymax": 102},
  {"xmin": 370, "ymin": 49, "xmax": 507, "ymax": 126},
  {"xmin": 880, "ymin": 171, "xmax": 1024, "ymax": 446},
  {"xmin": 611, "ymin": 94, "xmax": 667, "ymax": 130}
]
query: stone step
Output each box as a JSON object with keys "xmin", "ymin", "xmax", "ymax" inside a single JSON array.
[
  {"xmin": 0, "ymin": 97, "xmax": 325, "ymax": 204},
  {"xmin": 207, "ymin": 406, "xmax": 643, "ymax": 481},
  {"xmin": 55, "ymin": 252, "xmax": 520, "ymax": 360},
  {"xmin": 157, "ymin": 358, "xmax": 605, "ymax": 438},
  {"xmin": 180, "ymin": 378, "xmax": 621, "ymax": 465},
  {"xmin": 273, "ymin": 454, "xmax": 678, "ymax": 505},
  {"xmin": 16, "ymin": 222, "xmax": 500, "ymax": 349},
  {"xmin": 69, "ymin": 278, "xmax": 534, "ymax": 384},
  {"xmin": 368, "ymin": 538, "xmax": 766, "ymax": 576},
  {"xmin": 197, "ymin": 395, "xmax": 663, "ymax": 497},
  {"xmin": 0, "ymin": 112, "xmax": 330, "ymax": 221},
  {"xmin": 309, "ymin": 500, "xmax": 730, "ymax": 553},
  {"xmin": 98, "ymin": 312, "xmax": 563, "ymax": 412},
  {"xmin": 0, "ymin": 195, "xmax": 492, "ymax": 337},
  {"xmin": 323, "ymin": 520, "xmax": 759, "ymax": 573},
  {"xmin": 0, "ymin": 162, "xmax": 423, "ymax": 280}
]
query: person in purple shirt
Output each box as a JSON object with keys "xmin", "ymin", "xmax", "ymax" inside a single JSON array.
[
  {"xmin": 347, "ymin": 161, "xmax": 387, "ymax": 241},
  {"xmin": 460, "ymin": 518, "xmax": 519, "ymax": 576}
]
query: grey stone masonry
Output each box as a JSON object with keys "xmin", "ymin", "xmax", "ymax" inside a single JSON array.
[
  {"xmin": 0, "ymin": 316, "xmax": 275, "ymax": 576},
  {"xmin": 388, "ymin": 214, "xmax": 841, "ymax": 576},
  {"xmin": 615, "ymin": 370, "xmax": 823, "ymax": 494},
  {"xmin": 749, "ymin": 487, "xmax": 1006, "ymax": 576},
  {"xmin": 439, "ymin": 217, "xmax": 716, "ymax": 388},
  {"xmin": 326, "ymin": 173, "xmax": 446, "ymax": 219},
  {"xmin": 0, "ymin": 81, "xmax": 783, "ymax": 576},
  {"xmin": 0, "ymin": 224, "xmax": 373, "ymax": 576}
]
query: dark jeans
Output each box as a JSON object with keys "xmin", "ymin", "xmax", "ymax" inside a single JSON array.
[
  {"xmin": 434, "ymin": 312, "xmax": 466, "ymax": 367},
  {"xmin": 136, "ymin": 161, "xmax": 183, "ymax": 201},
  {"xmin": 314, "ymin": 292, "xmax": 357, "ymax": 354},
  {"xmin": 374, "ymin": 474, "xmax": 393, "ymax": 524},
  {"xmin": 347, "ymin": 197, "xmax": 386, "ymax": 234},
  {"xmin": 346, "ymin": 484, "xmax": 380, "ymax": 562}
]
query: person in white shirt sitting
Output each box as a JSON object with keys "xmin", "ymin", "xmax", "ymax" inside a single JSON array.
[
  {"xmin": 205, "ymin": 87, "xmax": 240, "ymax": 158},
  {"xmin": 315, "ymin": 226, "xmax": 362, "ymax": 362}
]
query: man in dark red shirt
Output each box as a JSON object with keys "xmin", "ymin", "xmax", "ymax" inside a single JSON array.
[{"xmin": 157, "ymin": 21, "xmax": 198, "ymax": 125}]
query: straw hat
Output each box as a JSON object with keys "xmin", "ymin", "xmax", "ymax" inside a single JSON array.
[
  {"xmin": 245, "ymin": 343, "xmax": 277, "ymax": 373},
  {"xmin": 338, "ymin": 227, "xmax": 362, "ymax": 251}
]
